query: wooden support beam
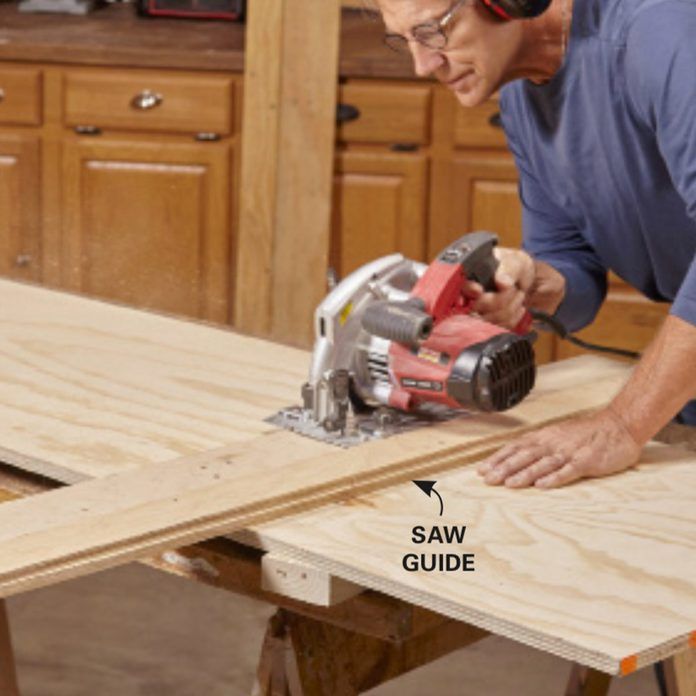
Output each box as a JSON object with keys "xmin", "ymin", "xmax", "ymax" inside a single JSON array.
[
  {"xmin": 261, "ymin": 553, "xmax": 363, "ymax": 607},
  {"xmin": 235, "ymin": 0, "xmax": 341, "ymax": 346},
  {"xmin": 664, "ymin": 645, "xmax": 696, "ymax": 696},
  {"xmin": 0, "ymin": 600, "xmax": 20, "ymax": 696},
  {"xmin": 252, "ymin": 608, "xmax": 487, "ymax": 696},
  {"xmin": 148, "ymin": 539, "xmax": 448, "ymax": 643}
]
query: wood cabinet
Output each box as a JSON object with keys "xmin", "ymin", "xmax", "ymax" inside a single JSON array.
[
  {"xmin": 0, "ymin": 132, "xmax": 41, "ymax": 282},
  {"xmin": 331, "ymin": 150, "xmax": 427, "ymax": 277},
  {"xmin": 331, "ymin": 81, "xmax": 432, "ymax": 279},
  {"xmin": 0, "ymin": 64, "xmax": 240, "ymax": 323},
  {"xmin": 61, "ymin": 136, "xmax": 232, "ymax": 322}
]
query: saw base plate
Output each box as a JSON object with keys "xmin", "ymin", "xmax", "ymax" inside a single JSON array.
[{"xmin": 266, "ymin": 405, "xmax": 467, "ymax": 448}]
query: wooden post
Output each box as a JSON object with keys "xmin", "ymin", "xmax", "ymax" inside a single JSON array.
[
  {"xmin": 235, "ymin": 0, "xmax": 341, "ymax": 347},
  {"xmin": 664, "ymin": 647, "xmax": 696, "ymax": 696},
  {"xmin": 0, "ymin": 599, "xmax": 20, "ymax": 696}
]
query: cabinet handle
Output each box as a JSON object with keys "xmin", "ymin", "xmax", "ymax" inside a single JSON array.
[
  {"xmin": 131, "ymin": 90, "xmax": 164, "ymax": 111},
  {"xmin": 0, "ymin": 88, "xmax": 5, "ymax": 104},
  {"xmin": 336, "ymin": 103, "xmax": 361, "ymax": 124},
  {"xmin": 195, "ymin": 132, "xmax": 221, "ymax": 142},
  {"xmin": 15, "ymin": 254, "xmax": 31, "ymax": 268},
  {"xmin": 74, "ymin": 125, "xmax": 102, "ymax": 136},
  {"xmin": 488, "ymin": 112, "xmax": 503, "ymax": 129}
]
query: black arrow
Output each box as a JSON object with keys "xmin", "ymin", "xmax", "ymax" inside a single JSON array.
[{"xmin": 412, "ymin": 480, "xmax": 444, "ymax": 516}]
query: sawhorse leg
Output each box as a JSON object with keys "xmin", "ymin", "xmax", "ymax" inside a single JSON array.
[
  {"xmin": 564, "ymin": 664, "xmax": 611, "ymax": 696},
  {"xmin": 0, "ymin": 599, "xmax": 20, "ymax": 696},
  {"xmin": 664, "ymin": 647, "xmax": 696, "ymax": 696},
  {"xmin": 251, "ymin": 608, "xmax": 486, "ymax": 696}
]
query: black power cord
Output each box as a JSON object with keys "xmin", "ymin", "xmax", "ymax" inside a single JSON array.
[{"xmin": 529, "ymin": 309, "xmax": 642, "ymax": 361}]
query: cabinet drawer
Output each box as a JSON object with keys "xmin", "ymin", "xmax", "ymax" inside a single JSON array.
[
  {"xmin": 454, "ymin": 99, "xmax": 507, "ymax": 149},
  {"xmin": 337, "ymin": 82, "xmax": 432, "ymax": 145},
  {"xmin": 64, "ymin": 70, "xmax": 236, "ymax": 136},
  {"xmin": 0, "ymin": 67, "xmax": 42, "ymax": 126}
]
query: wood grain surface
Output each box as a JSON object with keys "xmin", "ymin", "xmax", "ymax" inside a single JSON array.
[
  {"xmin": 240, "ymin": 441, "xmax": 696, "ymax": 675},
  {"xmin": 3, "ymin": 280, "xmax": 693, "ymax": 676},
  {"xmin": 0, "ymin": 279, "xmax": 307, "ymax": 481},
  {"xmin": 0, "ymin": 334, "xmax": 631, "ymax": 603}
]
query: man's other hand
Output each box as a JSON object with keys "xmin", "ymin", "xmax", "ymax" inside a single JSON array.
[{"xmin": 476, "ymin": 408, "xmax": 642, "ymax": 489}]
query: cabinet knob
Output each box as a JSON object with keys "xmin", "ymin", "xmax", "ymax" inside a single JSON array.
[
  {"xmin": 131, "ymin": 90, "xmax": 164, "ymax": 111},
  {"xmin": 74, "ymin": 125, "xmax": 102, "ymax": 136},
  {"xmin": 336, "ymin": 103, "xmax": 361, "ymax": 124},
  {"xmin": 15, "ymin": 254, "xmax": 32, "ymax": 268},
  {"xmin": 488, "ymin": 112, "xmax": 503, "ymax": 129}
]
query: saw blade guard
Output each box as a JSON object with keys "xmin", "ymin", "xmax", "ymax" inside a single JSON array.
[{"xmin": 304, "ymin": 254, "xmax": 426, "ymax": 426}]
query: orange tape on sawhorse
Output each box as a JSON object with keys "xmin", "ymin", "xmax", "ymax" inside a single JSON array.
[{"xmin": 620, "ymin": 655, "xmax": 638, "ymax": 676}]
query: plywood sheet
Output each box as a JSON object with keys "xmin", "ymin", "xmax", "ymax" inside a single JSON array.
[
  {"xmin": 0, "ymin": 354, "xmax": 631, "ymax": 602},
  {"xmin": 238, "ymin": 442, "xmax": 696, "ymax": 675},
  {"xmin": 0, "ymin": 280, "xmax": 308, "ymax": 482},
  {"xmin": 5, "ymin": 279, "xmax": 690, "ymax": 675}
]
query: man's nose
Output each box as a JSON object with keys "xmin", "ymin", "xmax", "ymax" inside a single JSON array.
[{"xmin": 409, "ymin": 42, "xmax": 445, "ymax": 77}]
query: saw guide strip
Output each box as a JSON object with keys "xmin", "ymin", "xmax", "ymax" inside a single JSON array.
[{"xmin": 0, "ymin": 280, "xmax": 694, "ymax": 676}]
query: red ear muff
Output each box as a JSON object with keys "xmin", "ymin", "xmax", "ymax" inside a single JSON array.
[{"xmin": 480, "ymin": 0, "xmax": 552, "ymax": 19}]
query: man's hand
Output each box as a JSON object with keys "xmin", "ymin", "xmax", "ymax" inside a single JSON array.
[
  {"xmin": 463, "ymin": 247, "xmax": 565, "ymax": 330},
  {"xmin": 476, "ymin": 408, "xmax": 642, "ymax": 489}
]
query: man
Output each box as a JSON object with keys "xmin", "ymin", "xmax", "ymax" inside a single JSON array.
[{"xmin": 375, "ymin": 0, "xmax": 696, "ymax": 488}]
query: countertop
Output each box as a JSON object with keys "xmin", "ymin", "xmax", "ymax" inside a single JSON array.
[{"xmin": 0, "ymin": 3, "xmax": 417, "ymax": 79}]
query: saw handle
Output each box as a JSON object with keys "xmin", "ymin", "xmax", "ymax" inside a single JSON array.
[{"xmin": 445, "ymin": 231, "xmax": 533, "ymax": 336}]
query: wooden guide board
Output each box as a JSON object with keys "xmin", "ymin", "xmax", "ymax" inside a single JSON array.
[{"xmin": 0, "ymin": 279, "xmax": 695, "ymax": 676}]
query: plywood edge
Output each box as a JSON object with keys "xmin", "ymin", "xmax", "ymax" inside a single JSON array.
[
  {"xmin": 234, "ymin": 530, "xmax": 695, "ymax": 676},
  {"xmin": 0, "ymin": 445, "xmax": 86, "ymax": 486}
]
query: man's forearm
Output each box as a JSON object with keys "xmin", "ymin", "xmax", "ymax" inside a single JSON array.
[{"xmin": 610, "ymin": 314, "xmax": 696, "ymax": 444}]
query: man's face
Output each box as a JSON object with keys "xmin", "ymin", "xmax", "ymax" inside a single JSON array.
[{"xmin": 377, "ymin": 0, "xmax": 523, "ymax": 107}]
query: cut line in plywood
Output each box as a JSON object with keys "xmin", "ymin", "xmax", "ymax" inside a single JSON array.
[
  {"xmin": 0, "ymin": 357, "xmax": 631, "ymax": 604},
  {"xmin": 237, "ymin": 440, "xmax": 696, "ymax": 676},
  {"xmin": 0, "ymin": 279, "xmax": 310, "ymax": 481}
]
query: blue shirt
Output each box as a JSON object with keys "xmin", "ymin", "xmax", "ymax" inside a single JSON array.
[
  {"xmin": 499, "ymin": 0, "xmax": 696, "ymax": 423},
  {"xmin": 500, "ymin": 0, "xmax": 696, "ymax": 333}
]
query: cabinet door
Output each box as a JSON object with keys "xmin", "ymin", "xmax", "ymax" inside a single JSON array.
[
  {"xmin": 0, "ymin": 133, "xmax": 40, "ymax": 282},
  {"xmin": 62, "ymin": 137, "xmax": 232, "ymax": 323},
  {"xmin": 332, "ymin": 149, "xmax": 428, "ymax": 278},
  {"xmin": 431, "ymin": 151, "xmax": 522, "ymax": 255}
]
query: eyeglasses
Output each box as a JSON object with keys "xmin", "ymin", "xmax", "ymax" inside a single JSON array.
[{"xmin": 383, "ymin": 0, "xmax": 468, "ymax": 54}]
